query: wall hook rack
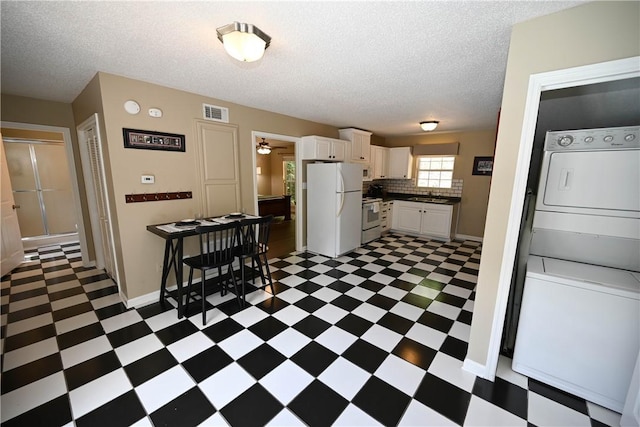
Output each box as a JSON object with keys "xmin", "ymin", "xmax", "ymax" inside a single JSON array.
[{"xmin": 125, "ymin": 191, "xmax": 192, "ymax": 203}]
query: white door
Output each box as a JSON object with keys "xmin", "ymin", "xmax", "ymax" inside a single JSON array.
[
  {"xmin": 194, "ymin": 121, "xmax": 240, "ymax": 217},
  {"xmin": 1, "ymin": 134, "xmax": 24, "ymax": 277},
  {"xmin": 77, "ymin": 115, "xmax": 118, "ymax": 283}
]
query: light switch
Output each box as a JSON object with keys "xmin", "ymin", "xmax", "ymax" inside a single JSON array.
[
  {"xmin": 148, "ymin": 108, "xmax": 163, "ymax": 118},
  {"xmin": 141, "ymin": 175, "xmax": 155, "ymax": 184}
]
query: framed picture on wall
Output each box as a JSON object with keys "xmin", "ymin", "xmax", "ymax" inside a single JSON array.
[
  {"xmin": 472, "ymin": 156, "xmax": 494, "ymax": 176},
  {"xmin": 123, "ymin": 128, "xmax": 185, "ymax": 152}
]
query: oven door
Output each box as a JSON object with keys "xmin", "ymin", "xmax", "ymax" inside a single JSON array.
[{"xmin": 362, "ymin": 202, "xmax": 381, "ymax": 230}]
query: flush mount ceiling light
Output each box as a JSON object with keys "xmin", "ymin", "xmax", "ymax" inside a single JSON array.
[
  {"xmin": 216, "ymin": 21, "xmax": 271, "ymax": 62},
  {"xmin": 420, "ymin": 121, "xmax": 439, "ymax": 131},
  {"xmin": 257, "ymin": 138, "xmax": 272, "ymax": 155}
]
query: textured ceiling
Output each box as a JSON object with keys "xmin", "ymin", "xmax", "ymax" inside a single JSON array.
[{"xmin": 1, "ymin": 1, "xmax": 586, "ymax": 136}]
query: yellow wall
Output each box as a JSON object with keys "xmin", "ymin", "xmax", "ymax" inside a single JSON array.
[
  {"xmin": 466, "ymin": 1, "xmax": 640, "ymax": 368},
  {"xmin": 385, "ymin": 129, "xmax": 496, "ymax": 238},
  {"xmin": 72, "ymin": 72, "xmax": 340, "ymax": 301}
]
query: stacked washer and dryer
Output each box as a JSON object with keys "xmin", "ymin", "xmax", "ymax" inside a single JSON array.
[{"xmin": 512, "ymin": 126, "xmax": 640, "ymax": 413}]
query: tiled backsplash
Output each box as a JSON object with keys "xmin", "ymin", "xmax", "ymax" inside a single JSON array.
[{"xmin": 364, "ymin": 179, "xmax": 463, "ymax": 197}]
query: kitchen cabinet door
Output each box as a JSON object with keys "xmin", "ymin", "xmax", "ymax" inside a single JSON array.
[
  {"xmin": 392, "ymin": 202, "xmax": 422, "ymax": 234},
  {"xmin": 301, "ymin": 136, "xmax": 345, "ymax": 161},
  {"xmin": 392, "ymin": 200, "xmax": 456, "ymax": 241},
  {"xmin": 388, "ymin": 147, "xmax": 413, "ymax": 179},
  {"xmin": 371, "ymin": 145, "xmax": 389, "ymax": 179},
  {"xmin": 340, "ymin": 128, "xmax": 371, "ymax": 163},
  {"xmin": 331, "ymin": 139, "xmax": 346, "ymax": 161},
  {"xmin": 421, "ymin": 207, "xmax": 452, "ymax": 237}
]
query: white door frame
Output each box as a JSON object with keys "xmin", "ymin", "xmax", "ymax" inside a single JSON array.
[
  {"xmin": 1, "ymin": 120, "xmax": 90, "ymax": 266},
  {"xmin": 76, "ymin": 114, "xmax": 121, "ymax": 287},
  {"xmin": 250, "ymin": 131, "xmax": 302, "ymax": 251},
  {"xmin": 479, "ymin": 56, "xmax": 640, "ymax": 380}
]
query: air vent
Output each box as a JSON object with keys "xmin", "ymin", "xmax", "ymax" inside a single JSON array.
[{"xmin": 202, "ymin": 103, "xmax": 229, "ymax": 123}]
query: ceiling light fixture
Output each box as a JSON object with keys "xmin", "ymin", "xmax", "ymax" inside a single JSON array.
[
  {"xmin": 216, "ymin": 21, "xmax": 271, "ymax": 62},
  {"xmin": 257, "ymin": 138, "xmax": 272, "ymax": 155},
  {"xmin": 420, "ymin": 121, "xmax": 439, "ymax": 132}
]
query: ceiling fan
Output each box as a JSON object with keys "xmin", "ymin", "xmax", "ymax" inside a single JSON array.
[{"xmin": 257, "ymin": 138, "xmax": 272, "ymax": 155}]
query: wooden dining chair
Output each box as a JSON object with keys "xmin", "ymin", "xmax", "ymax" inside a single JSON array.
[
  {"xmin": 183, "ymin": 222, "xmax": 241, "ymax": 324},
  {"xmin": 235, "ymin": 215, "xmax": 275, "ymax": 304}
]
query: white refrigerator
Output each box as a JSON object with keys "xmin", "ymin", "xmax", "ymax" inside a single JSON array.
[{"xmin": 307, "ymin": 163, "xmax": 363, "ymax": 258}]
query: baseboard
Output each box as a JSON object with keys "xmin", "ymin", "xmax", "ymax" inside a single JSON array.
[
  {"xmin": 125, "ymin": 289, "xmax": 163, "ymax": 309},
  {"xmin": 124, "ymin": 276, "xmax": 209, "ymax": 309},
  {"xmin": 455, "ymin": 234, "xmax": 483, "ymax": 242}
]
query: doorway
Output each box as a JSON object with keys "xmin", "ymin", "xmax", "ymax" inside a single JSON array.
[
  {"xmin": 481, "ymin": 56, "xmax": 640, "ymax": 381},
  {"xmin": 252, "ymin": 132, "xmax": 299, "ymax": 258},
  {"xmin": 1, "ymin": 121, "xmax": 89, "ymax": 263}
]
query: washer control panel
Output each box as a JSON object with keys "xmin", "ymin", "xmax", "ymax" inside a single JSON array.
[{"xmin": 544, "ymin": 125, "xmax": 639, "ymax": 151}]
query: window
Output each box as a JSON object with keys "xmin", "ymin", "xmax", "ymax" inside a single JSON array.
[
  {"xmin": 416, "ymin": 156, "xmax": 455, "ymax": 188},
  {"xmin": 282, "ymin": 158, "xmax": 296, "ymax": 204}
]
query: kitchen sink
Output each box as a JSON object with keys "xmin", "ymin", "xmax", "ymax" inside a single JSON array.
[{"xmin": 408, "ymin": 197, "xmax": 450, "ymax": 204}]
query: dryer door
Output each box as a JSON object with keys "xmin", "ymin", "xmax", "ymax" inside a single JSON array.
[{"xmin": 537, "ymin": 150, "xmax": 639, "ymax": 218}]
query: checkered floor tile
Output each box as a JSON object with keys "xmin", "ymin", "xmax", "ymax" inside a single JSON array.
[{"xmin": 1, "ymin": 235, "xmax": 622, "ymax": 426}]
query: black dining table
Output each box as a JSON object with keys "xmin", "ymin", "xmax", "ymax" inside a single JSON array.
[{"xmin": 146, "ymin": 215, "xmax": 256, "ymax": 317}]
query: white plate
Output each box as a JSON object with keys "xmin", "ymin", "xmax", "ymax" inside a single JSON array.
[
  {"xmin": 181, "ymin": 218, "xmax": 194, "ymax": 222},
  {"xmin": 229, "ymin": 213, "xmax": 242, "ymax": 216}
]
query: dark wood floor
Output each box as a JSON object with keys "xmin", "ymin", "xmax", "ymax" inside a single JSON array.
[{"xmin": 267, "ymin": 215, "xmax": 295, "ymax": 259}]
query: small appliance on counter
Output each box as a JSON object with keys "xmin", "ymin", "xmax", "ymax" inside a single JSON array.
[{"xmin": 368, "ymin": 183, "xmax": 384, "ymax": 197}]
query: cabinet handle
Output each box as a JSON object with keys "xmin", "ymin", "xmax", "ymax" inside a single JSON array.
[{"xmin": 12, "ymin": 204, "xmax": 20, "ymax": 210}]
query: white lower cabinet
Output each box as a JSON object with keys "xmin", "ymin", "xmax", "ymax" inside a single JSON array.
[
  {"xmin": 391, "ymin": 200, "xmax": 457, "ymax": 241},
  {"xmin": 380, "ymin": 201, "xmax": 393, "ymax": 232}
]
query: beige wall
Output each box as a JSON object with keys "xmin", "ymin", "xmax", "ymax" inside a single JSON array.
[
  {"xmin": 385, "ymin": 129, "xmax": 497, "ymax": 238},
  {"xmin": 467, "ymin": 1, "xmax": 640, "ymax": 369},
  {"xmin": 256, "ymin": 153, "xmax": 272, "ymax": 195},
  {"xmin": 72, "ymin": 72, "xmax": 340, "ymax": 301},
  {"xmin": 1, "ymin": 93, "xmax": 95, "ymax": 257}
]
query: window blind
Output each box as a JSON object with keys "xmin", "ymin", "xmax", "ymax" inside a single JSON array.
[{"xmin": 412, "ymin": 142, "xmax": 459, "ymax": 156}]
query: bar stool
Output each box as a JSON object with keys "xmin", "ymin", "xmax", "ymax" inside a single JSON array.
[
  {"xmin": 236, "ymin": 215, "xmax": 275, "ymax": 304},
  {"xmin": 184, "ymin": 222, "xmax": 241, "ymax": 324}
]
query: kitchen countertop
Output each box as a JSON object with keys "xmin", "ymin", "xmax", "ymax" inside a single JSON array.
[{"xmin": 366, "ymin": 192, "xmax": 461, "ymax": 205}]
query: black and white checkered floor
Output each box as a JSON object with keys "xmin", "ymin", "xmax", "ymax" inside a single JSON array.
[{"xmin": 1, "ymin": 234, "xmax": 622, "ymax": 426}]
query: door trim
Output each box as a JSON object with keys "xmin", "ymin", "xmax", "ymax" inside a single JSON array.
[
  {"xmin": 1, "ymin": 120, "xmax": 90, "ymax": 266},
  {"xmin": 76, "ymin": 114, "xmax": 120, "ymax": 287},
  {"xmin": 251, "ymin": 131, "xmax": 302, "ymax": 251},
  {"xmin": 469, "ymin": 56, "xmax": 640, "ymax": 381}
]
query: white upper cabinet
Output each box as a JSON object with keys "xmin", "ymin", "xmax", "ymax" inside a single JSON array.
[
  {"xmin": 388, "ymin": 147, "xmax": 413, "ymax": 179},
  {"xmin": 371, "ymin": 145, "xmax": 389, "ymax": 179},
  {"xmin": 301, "ymin": 136, "xmax": 346, "ymax": 161},
  {"xmin": 339, "ymin": 128, "xmax": 371, "ymax": 163}
]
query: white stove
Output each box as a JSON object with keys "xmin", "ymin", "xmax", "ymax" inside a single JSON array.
[
  {"xmin": 362, "ymin": 197, "xmax": 382, "ymax": 203},
  {"xmin": 361, "ymin": 198, "xmax": 382, "ymax": 243}
]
